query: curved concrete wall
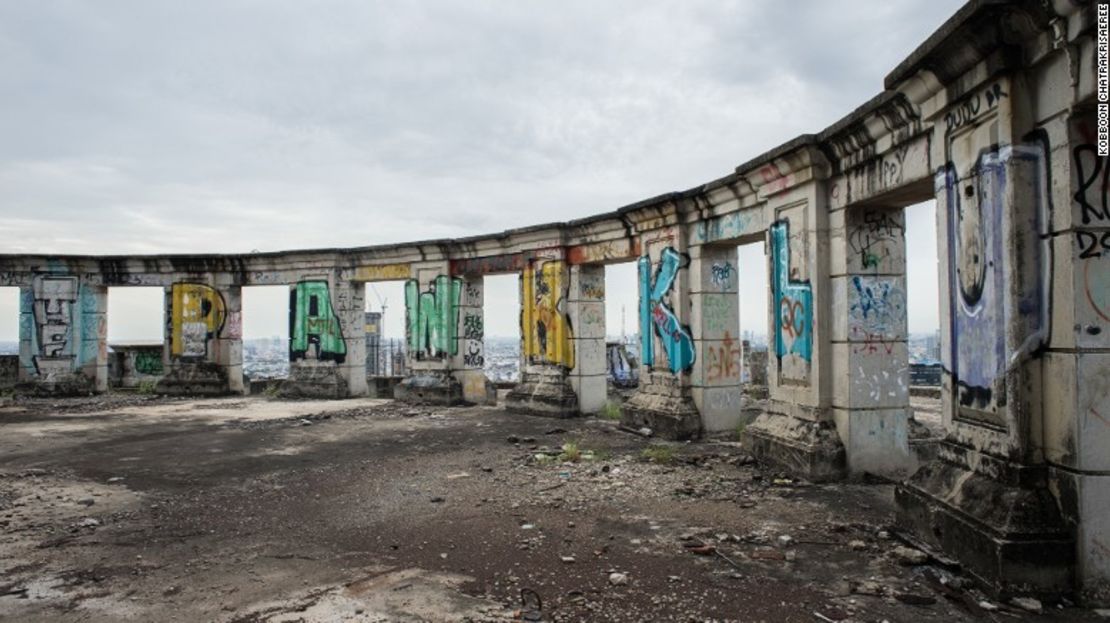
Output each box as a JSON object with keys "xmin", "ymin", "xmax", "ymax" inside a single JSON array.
[{"xmin": 1, "ymin": 0, "xmax": 1104, "ymax": 602}]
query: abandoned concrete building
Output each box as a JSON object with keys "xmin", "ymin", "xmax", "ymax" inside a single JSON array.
[{"xmin": 2, "ymin": 0, "xmax": 1105, "ymax": 605}]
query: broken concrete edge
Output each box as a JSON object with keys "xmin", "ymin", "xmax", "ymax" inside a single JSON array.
[
  {"xmin": 896, "ymin": 441, "xmax": 1076, "ymax": 600},
  {"xmin": 740, "ymin": 412, "xmax": 846, "ymax": 484},
  {"xmin": 154, "ymin": 362, "xmax": 236, "ymax": 397},
  {"xmin": 504, "ymin": 369, "xmax": 580, "ymax": 419},
  {"xmin": 13, "ymin": 375, "xmax": 97, "ymax": 398},
  {"xmin": 394, "ymin": 371, "xmax": 466, "ymax": 406},
  {"xmin": 620, "ymin": 381, "xmax": 701, "ymax": 441}
]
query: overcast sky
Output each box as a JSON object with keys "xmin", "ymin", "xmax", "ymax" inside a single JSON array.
[{"xmin": 0, "ymin": 0, "xmax": 958, "ymax": 342}]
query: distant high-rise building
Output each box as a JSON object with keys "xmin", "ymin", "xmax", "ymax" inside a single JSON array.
[{"xmin": 365, "ymin": 312, "xmax": 382, "ymax": 375}]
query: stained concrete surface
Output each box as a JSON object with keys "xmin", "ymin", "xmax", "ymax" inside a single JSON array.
[{"xmin": 0, "ymin": 395, "xmax": 1102, "ymax": 622}]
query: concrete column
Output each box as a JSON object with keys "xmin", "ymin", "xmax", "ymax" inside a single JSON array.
[
  {"xmin": 282, "ymin": 275, "xmax": 364, "ymax": 398},
  {"xmin": 18, "ymin": 285, "xmax": 32, "ymax": 383},
  {"xmin": 17, "ymin": 276, "xmax": 105, "ymax": 395},
  {"xmin": 567, "ymin": 264, "xmax": 606, "ymax": 414},
  {"xmin": 896, "ymin": 76, "xmax": 1074, "ymax": 597},
  {"xmin": 158, "ymin": 281, "xmax": 239, "ymax": 395},
  {"xmin": 332, "ymin": 279, "xmax": 367, "ymax": 398},
  {"xmin": 78, "ymin": 283, "xmax": 108, "ymax": 393},
  {"xmin": 689, "ymin": 244, "xmax": 743, "ymax": 433},
  {"xmin": 506, "ymin": 255, "xmax": 579, "ymax": 417},
  {"xmin": 214, "ymin": 286, "xmax": 244, "ymax": 395},
  {"xmin": 395, "ymin": 262, "xmax": 465, "ymax": 404},
  {"xmin": 451, "ymin": 276, "xmax": 494, "ymax": 404},
  {"xmin": 741, "ymin": 160, "xmax": 845, "ymax": 481},
  {"xmin": 1040, "ymin": 115, "xmax": 1110, "ymax": 601},
  {"xmin": 622, "ymin": 228, "xmax": 701, "ymax": 439},
  {"xmin": 829, "ymin": 206, "xmax": 912, "ymax": 477}
]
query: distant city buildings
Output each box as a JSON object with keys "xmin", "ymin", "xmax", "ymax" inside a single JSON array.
[{"xmin": 0, "ymin": 328, "xmax": 941, "ymax": 384}]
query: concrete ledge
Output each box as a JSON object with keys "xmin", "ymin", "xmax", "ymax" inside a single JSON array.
[
  {"xmin": 896, "ymin": 446, "xmax": 1075, "ymax": 598},
  {"xmin": 156, "ymin": 363, "xmax": 231, "ymax": 396},
  {"xmin": 741, "ymin": 412, "xmax": 846, "ymax": 482},
  {"xmin": 367, "ymin": 376, "xmax": 402, "ymax": 399},
  {"xmin": 505, "ymin": 366, "xmax": 578, "ymax": 418},
  {"xmin": 621, "ymin": 372, "xmax": 700, "ymax": 440},
  {"xmin": 15, "ymin": 373, "xmax": 96, "ymax": 397},
  {"xmin": 278, "ymin": 362, "xmax": 347, "ymax": 399},
  {"xmin": 395, "ymin": 371, "xmax": 463, "ymax": 406}
]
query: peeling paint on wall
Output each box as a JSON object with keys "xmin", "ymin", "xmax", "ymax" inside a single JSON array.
[
  {"xmin": 353, "ymin": 264, "xmax": 411, "ymax": 281},
  {"xmin": 567, "ymin": 239, "xmax": 639, "ymax": 265},
  {"xmin": 693, "ymin": 210, "xmax": 761, "ymax": 244}
]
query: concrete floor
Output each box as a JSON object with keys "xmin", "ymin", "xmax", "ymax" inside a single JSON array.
[{"xmin": 0, "ymin": 395, "xmax": 1100, "ymax": 622}]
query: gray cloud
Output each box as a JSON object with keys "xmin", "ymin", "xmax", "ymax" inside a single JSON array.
[{"xmin": 0, "ymin": 1, "xmax": 959, "ymax": 339}]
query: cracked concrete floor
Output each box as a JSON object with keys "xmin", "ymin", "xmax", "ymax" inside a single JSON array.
[{"xmin": 0, "ymin": 395, "xmax": 1102, "ymax": 622}]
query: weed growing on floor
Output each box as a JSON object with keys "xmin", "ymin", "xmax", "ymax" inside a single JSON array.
[
  {"xmin": 599, "ymin": 401, "xmax": 622, "ymax": 421},
  {"xmin": 641, "ymin": 444, "xmax": 675, "ymax": 464}
]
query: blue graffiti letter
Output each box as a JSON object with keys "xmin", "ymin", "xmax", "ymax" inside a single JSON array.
[
  {"xmin": 639, "ymin": 247, "xmax": 695, "ymax": 374},
  {"xmin": 771, "ymin": 221, "xmax": 812, "ymax": 362}
]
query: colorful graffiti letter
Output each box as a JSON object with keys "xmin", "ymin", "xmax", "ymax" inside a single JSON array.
[
  {"xmin": 405, "ymin": 276, "xmax": 461, "ymax": 359},
  {"xmin": 770, "ymin": 221, "xmax": 812, "ymax": 363},
  {"xmin": 638, "ymin": 247, "xmax": 695, "ymax": 374},
  {"xmin": 171, "ymin": 283, "xmax": 227, "ymax": 359},
  {"xmin": 942, "ymin": 145, "xmax": 1043, "ymax": 423},
  {"xmin": 290, "ymin": 281, "xmax": 346, "ymax": 363},
  {"xmin": 521, "ymin": 261, "xmax": 574, "ymax": 368}
]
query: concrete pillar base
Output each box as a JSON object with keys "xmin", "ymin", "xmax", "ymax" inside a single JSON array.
[
  {"xmin": 896, "ymin": 442, "xmax": 1074, "ymax": 599},
  {"xmin": 455, "ymin": 370, "xmax": 498, "ymax": 405},
  {"xmin": 505, "ymin": 365, "xmax": 578, "ymax": 417},
  {"xmin": 367, "ymin": 376, "xmax": 403, "ymax": 399},
  {"xmin": 621, "ymin": 372, "xmax": 700, "ymax": 440},
  {"xmin": 155, "ymin": 363, "xmax": 231, "ymax": 396},
  {"xmin": 741, "ymin": 410, "xmax": 846, "ymax": 482},
  {"xmin": 395, "ymin": 370, "xmax": 463, "ymax": 406},
  {"xmin": 15, "ymin": 372, "xmax": 96, "ymax": 397},
  {"xmin": 279, "ymin": 361, "xmax": 347, "ymax": 399}
]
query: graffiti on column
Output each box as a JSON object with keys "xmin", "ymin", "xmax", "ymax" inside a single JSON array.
[
  {"xmin": 705, "ymin": 331, "xmax": 741, "ymax": 382},
  {"xmin": 770, "ymin": 220, "xmax": 812, "ymax": 363},
  {"xmin": 579, "ymin": 273, "xmax": 605, "ymax": 300},
  {"xmin": 848, "ymin": 275, "xmax": 905, "ymax": 351},
  {"xmin": 1072, "ymin": 133, "xmax": 1110, "ymax": 324},
  {"xmin": 848, "ymin": 209, "xmax": 904, "ymax": 270},
  {"xmin": 134, "ymin": 349, "xmax": 164, "ymax": 375},
  {"xmin": 290, "ymin": 281, "xmax": 346, "ymax": 363},
  {"xmin": 404, "ymin": 275, "xmax": 461, "ymax": 359},
  {"xmin": 942, "ymin": 143, "xmax": 1044, "ymax": 421},
  {"xmin": 33, "ymin": 276, "xmax": 77, "ymax": 358},
  {"xmin": 709, "ymin": 261, "xmax": 734, "ymax": 291},
  {"xmin": 638, "ymin": 247, "xmax": 695, "ymax": 374},
  {"xmin": 171, "ymin": 283, "xmax": 227, "ymax": 359},
  {"xmin": 521, "ymin": 260, "xmax": 574, "ymax": 368},
  {"xmin": 462, "ymin": 311, "xmax": 484, "ymax": 367},
  {"xmin": 30, "ymin": 276, "xmax": 78, "ymax": 376}
]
